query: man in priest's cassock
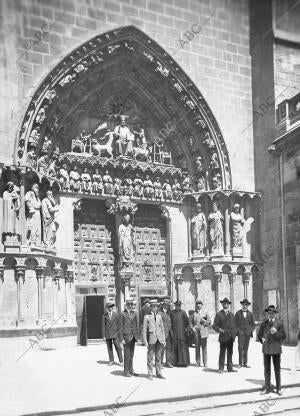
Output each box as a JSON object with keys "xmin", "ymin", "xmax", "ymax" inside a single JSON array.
[{"xmin": 170, "ymin": 300, "xmax": 190, "ymax": 366}]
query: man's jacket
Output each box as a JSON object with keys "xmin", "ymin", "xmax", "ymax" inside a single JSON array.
[
  {"xmin": 234, "ymin": 309, "xmax": 255, "ymax": 337},
  {"xmin": 104, "ymin": 310, "xmax": 121, "ymax": 340},
  {"xmin": 257, "ymin": 318, "xmax": 286, "ymax": 355},
  {"xmin": 119, "ymin": 309, "xmax": 139, "ymax": 343},
  {"xmin": 142, "ymin": 313, "xmax": 166, "ymax": 345},
  {"xmin": 213, "ymin": 310, "xmax": 237, "ymax": 342}
]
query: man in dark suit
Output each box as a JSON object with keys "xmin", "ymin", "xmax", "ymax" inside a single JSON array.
[
  {"xmin": 159, "ymin": 298, "xmax": 173, "ymax": 367},
  {"xmin": 141, "ymin": 298, "xmax": 151, "ymax": 321},
  {"xmin": 213, "ymin": 297, "xmax": 237, "ymax": 373},
  {"xmin": 235, "ymin": 298, "xmax": 255, "ymax": 368},
  {"xmin": 104, "ymin": 301, "xmax": 123, "ymax": 366},
  {"xmin": 258, "ymin": 305, "xmax": 286, "ymax": 395},
  {"xmin": 119, "ymin": 299, "xmax": 139, "ymax": 377}
]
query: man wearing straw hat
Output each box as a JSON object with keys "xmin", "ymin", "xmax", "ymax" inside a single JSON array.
[
  {"xmin": 159, "ymin": 298, "xmax": 173, "ymax": 367},
  {"xmin": 143, "ymin": 299, "xmax": 166, "ymax": 380},
  {"xmin": 258, "ymin": 305, "xmax": 286, "ymax": 395},
  {"xmin": 234, "ymin": 298, "xmax": 255, "ymax": 368},
  {"xmin": 104, "ymin": 301, "xmax": 123, "ymax": 366},
  {"xmin": 119, "ymin": 299, "xmax": 139, "ymax": 377},
  {"xmin": 213, "ymin": 297, "xmax": 237, "ymax": 373}
]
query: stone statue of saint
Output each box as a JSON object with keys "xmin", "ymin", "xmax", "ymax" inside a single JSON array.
[
  {"xmin": 42, "ymin": 190, "xmax": 59, "ymax": 248},
  {"xmin": 2, "ymin": 182, "xmax": 21, "ymax": 240},
  {"xmin": 113, "ymin": 115, "xmax": 134, "ymax": 157},
  {"xmin": 118, "ymin": 213, "xmax": 135, "ymax": 269},
  {"xmin": 25, "ymin": 183, "xmax": 42, "ymax": 245},
  {"xmin": 208, "ymin": 203, "xmax": 224, "ymax": 253},
  {"xmin": 191, "ymin": 203, "xmax": 207, "ymax": 255},
  {"xmin": 230, "ymin": 203, "xmax": 245, "ymax": 249}
]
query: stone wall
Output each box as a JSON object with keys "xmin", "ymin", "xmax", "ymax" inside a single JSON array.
[{"xmin": 0, "ymin": 0, "xmax": 254, "ymax": 190}]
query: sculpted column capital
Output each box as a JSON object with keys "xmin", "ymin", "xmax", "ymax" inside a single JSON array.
[{"xmin": 15, "ymin": 265, "xmax": 25, "ymax": 284}]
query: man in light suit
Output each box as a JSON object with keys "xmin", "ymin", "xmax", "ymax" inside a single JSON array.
[
  {"xmin": 119, "ymin": 299, "xmax": 139, "ymax": 377},
  {"xmin": 190, "ymin": 299, "xmax": 211, "ymax": 367},
  {"xmin": 104, "ymin": 301, "xmax": 123, "ymax": 366},
  {"xmin": 234, "ymin": 298, "xmax": 255, "ymax": 368},
  {"xmin": 143, "ymin": 299, "xmax": 166, "ymax": 380}
]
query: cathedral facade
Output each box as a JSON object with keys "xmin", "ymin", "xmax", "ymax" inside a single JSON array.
[{"xmin": 0, "ymin": 0, "xmax": 299, "ymax": 344}]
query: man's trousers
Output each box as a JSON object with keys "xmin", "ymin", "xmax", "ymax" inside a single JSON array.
[
  {"xmin": 195, "ymin": 330, "xmax": 207, "ymax": 366},
  {"xmin": 219, "ymin": 338, "xmax": 234, "ymax": 371},
  {"xmin": 264, "ymin": 353, "xmax": 281, "ymax": 391},
  {"xmin": 161, "ymin": 334, "xmax": 173, "ymax": 365},
  {"xmin": 147, "ymin": 341, "xmax": 163, "ymax": 376},
  {"xmin": 106, "ymin": 338, "xmax": 123, "ymax": 363},
  {"xmin": 123, "ymin": 338, "xmax": 135, "ymax": 375},
  {"xmin": 237, "ymin": 332, "xmax": 250, "ymax": 366}
]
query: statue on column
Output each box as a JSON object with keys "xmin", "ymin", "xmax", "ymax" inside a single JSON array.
[
  {"xmin": 118, "ymin": 213, "xmax": 135, "ymax": 269},
  {"xmin": 230, "ymin": 203, "xmax": 245, "ymax": 249},
  {"xmin": 42, "ymin": 190, "xmax": 59, "ymax": 248},
  {"xmin": 2, "ymin": 182, "xmax": 21, "ymax": 242},
  {"xmin": 113, "ymin": 115, "xmax": 134, "ymax": 157},
  {"xmin": 191, "ymin": 203, "xmax": 207, "ymax": 256},
  {"xmin": 208, "ymin": 203, "xmax": 224, "ymax": 253},
  {"xmin": 25, "ymin": 183, "xmax": 42, "ymax": 246}
]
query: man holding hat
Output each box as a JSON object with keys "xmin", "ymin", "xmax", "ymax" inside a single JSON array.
[
  {"xmin": 104, "ymin": 301, "xmax": 123, "ymax": 366},
  {"xmin": 119, "ymin": 299, "xmax": 139, "ymax": 377},
  {"xmin": 258, "ymin": 305, "xmax": 286, "ymax": 395},
  {"xmin": 143, "ymin": 299, "xmax": 166, "ymax": 380},
  {"xmin": 213, "ymin": 297, "xmax": 237, "ymax": 373},
  {"xmin": 170, "ymin": 300, "xmax": 190, "ymax": 366},
  {"xmin": 234, "ymin": 299, "xmax": 255, "ymax": 368},
  {"xmin": 159, "ymin": 298, "xmax": 173, "ymax": 367},
  {"xmin": 190, "ymin": 300, "xmax": 211, "ymax": 367}
]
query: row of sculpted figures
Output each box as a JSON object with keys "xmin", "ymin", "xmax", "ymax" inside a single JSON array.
[
  {"xmin": 190, "ymin": 201, "xmax": 252, "ymax": 258},
  {"xmin": 1, "ymin": 181, "xmax": 59, "ymax": 250}
]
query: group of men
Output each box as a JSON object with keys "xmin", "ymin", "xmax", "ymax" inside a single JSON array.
[{"xmin": 104, "ymin": 296, "xmax": 286, "ymax": 394}]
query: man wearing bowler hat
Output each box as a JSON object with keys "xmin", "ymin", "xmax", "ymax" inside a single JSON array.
[
  {"xmin": 213, "ymin": 297, "xmax": 237, "ymax": 373},
  {"xmin": 104, "ymin": 301, "xmax": 123, "ymax": 366},
  {"xmin": 235, "ymin": 299, "xmax": 255, "ymax": 368},
  {"xmin": 119, "ymin": 299, "xmax": 139, "ymax": 377},
  {"xmin": 143, "ymin": 299, "xmax": 166, "ymax": 380},
  {"xmin": 159, "ymin": 298, "xmax": 173, "ymax": 367},
  {"xmin": 258, "ymin": 305, "xmax": 286, "ymax": 395},
  {"xmin": 190, "ymin": 299, "xmax": 211, "ymax": 367}
]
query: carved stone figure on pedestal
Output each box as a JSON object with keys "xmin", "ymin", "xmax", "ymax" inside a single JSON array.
[
  {"xmin": 92, "ymin": 169, "xmax": 103, "ymax": 194},
  {"xmin": 58, "ymin": 163, "xmax": 70, "ymax": 191},
  {"xmin": 163, "ymin": 179, "xmax": 172, "ymax": 200},
  {"xmin": 114, "ymin": 115, "xmax": 133, "ymax": 157},
  {"xmin": 103, "ymin": 170, "xmax": 113, "ymax": 195},
  {"xmin": 153, "ymin": 177, "xmax": 163, "ymax": 199},
  {"xmin": 191, "ymin": 203, "xmax": 207, "ymax": 256},
  {"xmin": 25, "ymin": 183, "xmax": 42, "ymax": 246},
  {"xmin": 81, "ymin": 167, "xmax": 92, "ymax": 193},
  {"xmin": 2, "ymin": 182, "xmax": 21, "ymax": 242},
  {"xmin": 133, "ymin": 126, "xmax": 150, "ymax": 161},
  {"xmin": 212, "ymin": 172, "xmax": 222, "ymax": 190},
  {"xmin": 26, "ymin": 149, "xmax": 37, "ymax": 168},
  {"xmin": 196, "ymin": 176, "xmax": 206, "ymax": 191},
  {"xmin": 209, "ymin": 152, "xmax": 220, "ymax": 170},
  {"xmin": 118, "ymin": 213, "xmax": 135, "ymax": 269},
  {"xmin": 143, "ymin": 175, "xmax": 154, "ymax": 199},
  {"xmin": 195, "ymin": 155, "xmax": 204, "ymax": 173},
  {"xmin": 133, "ymin": 174, "xmax": 143, "ymax": 197},
  {"xmin": 114, "ymin": 177, "xmax": 122, "ymax": 196},
  {"xmin": 182, "ymin": 175, "xmax": 193, "ymax": 193},
  {"xmin": 69, "ymin": 166, "xmax": 80, "ymax": 192},
  {"xmin": 208, "ymin": 203, "xmax": 224, "ymax": 255},
  {"xmin": 123, "ymin": 178, "xmax": 133, "ymax": 196},
  {"xmin": 230, "ymin": 203, "xmax": 245, "ymax": 250},
  {"xmin": 172, "ymin": 178, "xmax": 182, "ymax": 200},
  {"xmin": 42, "ymin": 190, "xmax": 59, "ymax": 248}
]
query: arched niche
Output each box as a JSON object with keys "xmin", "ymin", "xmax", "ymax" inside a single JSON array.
[{"xmin": 15, "ymin": 26, "xmax": 232, "ymax": 190}]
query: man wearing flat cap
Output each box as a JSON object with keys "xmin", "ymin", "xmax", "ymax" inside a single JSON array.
[
  {"xmin": 170, "ymin": 300, "xmax": 190, "ymax": 366},
  {"xmin": 234, "ymin": 299, "xmax": 255, "ymax": 368},
  {"xmin": 258, "ymin": 305, "xmax": 286, "ymax": 395},
  {"xmin": 104, "ymin": 301, "xmax": 123, "ymax": 366},
  {"xmin": 190, "ymin": 300, "xmax": 211, "ymax": 367},
  {"xmin": 213, "ymin": 297, "xmax": 237, "ymax": 373},
  {"xmin": 143, "ymin": 299, "xmax": 166, "ymax": 379},
  {"xmin": 119, "ymin": 299, "xmax": 139, "ymax": 377},
  {"xmin": 159, "ymin": 298, "xmax": 173, "ymax": 367}
]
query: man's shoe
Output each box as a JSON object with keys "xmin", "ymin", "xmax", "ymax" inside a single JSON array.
[
  {"xmin": 108, "ymin": 361, "xmax": 114, "ymax": 366},
  {"xmin": 165, "ymin": 363, "xmax": 173, "ymax": 368},
  {"xmin": 228, "ymin": 368, "xmax": 237, "ymax": 372},
  {"xmin": 124, "ymin": 373, "xmax": 131, "ymax": 377},
  {"xmin": 260, "ymin": 388, "xmax": 271, "ymax": 395},
  {"xmin": 218, "ymin": 370, "xmax": 223, "ymax": 374},
  {"xmin": 157, "ymin": 374, "xmax": 165, "ymax": 379},
  {"xmin": 276, "ymin": 389, "xmax": 283, "ymax": 396},
  {"xmin": 237, "ymin": 365, "xmax": 242, "ymax": 368},
  {"xmin": 243, "ymin": 364, "xmax": 251, "ymax": 368},
  {"xmin": 196, "ymin": 363, "xmax": 201, "ymax": 367},
  {"xmin": 148, "ymin": 375, "xmax": 153, "ymax": 380},
  {"xmin": 203, "ymin": 364, "xmax": 208, "ymax": 367},
  {"xmin": 130, "ymin": 372, "xmax": 139, "ymax": 377}
]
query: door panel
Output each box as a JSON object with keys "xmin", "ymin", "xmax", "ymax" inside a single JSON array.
[{"xmin": 86, "ymin": 296, "xmax": 104, "ymax": 339}]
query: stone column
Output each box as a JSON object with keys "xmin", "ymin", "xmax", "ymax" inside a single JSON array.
[
  {"xmin": 52, "ymin": 263, "xmax": 61, "ymax": 320},
  {"xmin": 214, "ymin": 272, "xmax": 222, "ymax": 313},
  {"xmin": 224, "ymin": 207, "xmax": 231, "ymax": 258},
  {"xmin": 65, "ymin": 266, "xmax": 74, "ymax": 320},
  {"xmin": 19, "ymin": 168, "xmax": 27, "ymax": 246},
  {"xmin": 120, "ymin": 271, "xmax": 131, "ymax": 302},
  {"xmin": 242, "ymin": 272, "xmax": 251, "ymax": 299},
  {"xmin": 0, "ymin": 266, "xmax": 4, "ymax": 284},
  {"xmin": 36, "ymin": 266, "xmax": 45, "ymax": 321},
  {"xmin": 15, "ymin": 264, "xmax": 25, "ymax": 322},
  {"xmin": 194, "ymin": 272, "xmax": 203, "ymax": 300},
  {"xmin": 228, "ymin": 272, "xmax": 236, "ymax": 313},
  {"xmin": 175, "ymin": 274, "xmax": 183, "ymax": 301}
]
